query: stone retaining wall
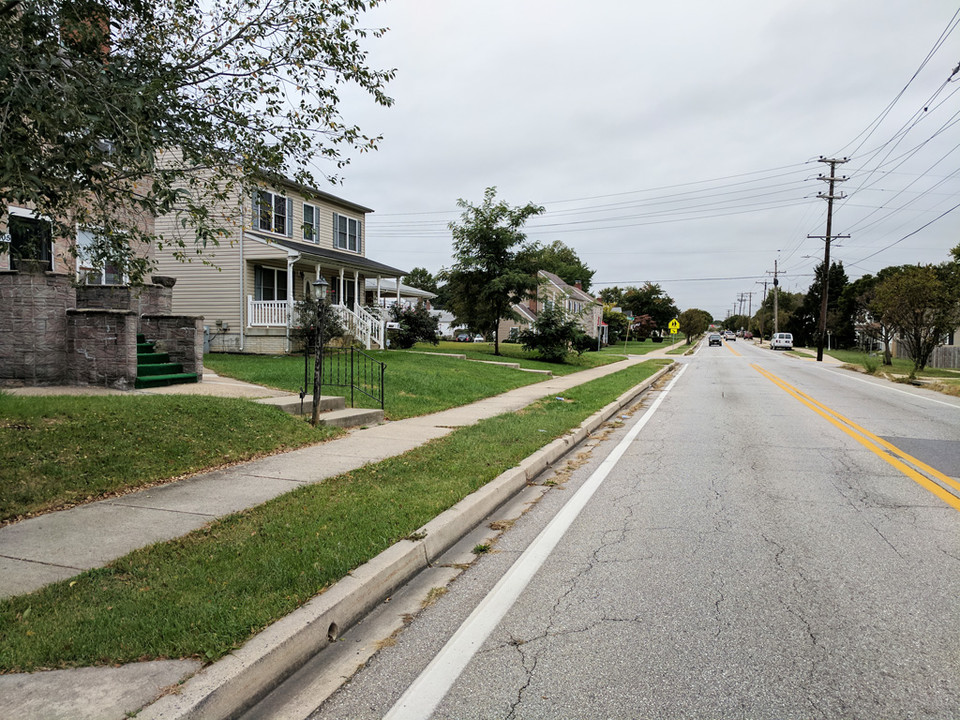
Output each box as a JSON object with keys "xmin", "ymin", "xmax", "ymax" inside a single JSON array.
[
  {"xmin": 0, "ymin": 271, "xmax": 75, "ymax": 384},
  {"xmin": 65, "ymin": 310, "xmax": 139, "ymax": 388}
]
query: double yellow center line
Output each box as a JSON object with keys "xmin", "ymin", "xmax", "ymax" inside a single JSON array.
[{"xmin": 752, "ymin": 363, "xmax": 960, "ymax": 511}]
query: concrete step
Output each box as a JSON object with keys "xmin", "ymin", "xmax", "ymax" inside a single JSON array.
[
  {"xmin": 255, "ymin": 395, "xmax": 346, "ymax": 415},
  {"xmin": 313, "ymin": 407, "xmax": 384, "ymax": 428}
]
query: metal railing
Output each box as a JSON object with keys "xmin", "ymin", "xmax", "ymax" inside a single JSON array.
[{"xmin": 309, "ymin": 346, "xmax": 385, "ymax": 409}]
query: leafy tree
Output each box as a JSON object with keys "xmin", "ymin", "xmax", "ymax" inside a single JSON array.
[
  {"xmin": 602, "ymin": 306, "xmax": 629, "ymax": 344},
  {"xmin": 518, "ymin": 302, "xmax": 588, "ymax": 363},
  {"xmin": 873, "ymin": 264, "xmax": 960, "ymax": 373},
  {"xmin": 388, "ymin": 303, "xmax": 440, "ymax": 350},
  {"xmin": 0, "ymin": 0, "xmax": 395, "ymax": 282},
  {"xmin": 630, "ymin": 314, "xmax": 657, "ymax": 340},
  {"xmin": 840, "ymin": 272, "xmax": 897, "ymax": 364},
  {"xmin": 403, "ymin": 267, "xmax": 439, "ymax": 295},
  {"xmin": 679, "ymin": 308, "xmax": 712, "ymax": 344},
  {"xmin": 793, "ymin": 261, "xmax": 851, "ymax": 349},
  {"xmin": 516, "ymin": 240, "xmax": 595, "ymax": 292},
  {"xmin": 597, "ymin": 286, "xmax": 625, "ymax": 306},
  {"xmin": 440, "ymin": 187, "xmax": 544, "ymax": 356},
  {"xmin": 622, "ymin": 283, "xmax": 678, "ymax": 331},
  {"xmin": 723, "ymin": 314, "xmax": 749, "ymax": 333}
]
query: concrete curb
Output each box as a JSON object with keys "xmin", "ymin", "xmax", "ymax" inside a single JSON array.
[{"xmin": 138, "ymin": 362, "xmax": 676, "ymax": 720}]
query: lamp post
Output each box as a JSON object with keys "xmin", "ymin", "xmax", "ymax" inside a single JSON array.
[{"xmin": 311, "ymin": 276, "xmax": 329, "ymax": 426}]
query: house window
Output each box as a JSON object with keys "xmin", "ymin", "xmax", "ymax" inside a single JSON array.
[
  {"xmin": 333, "ymin": 213, "xmax": 361, "ymax": 252},
  {"xmin": 303, "ymin": 203, "xmax": 319, "ymax": 243},
  {"xmin": 254, "ymin": 190, "xmax": 292, "ymax": 236},
  {"xmin": 254, "ymin": 265, "xmax": 288, "ymax": 301},
  {"xmin": 8, "ymin": 215, "xmax": 52, "ymax": 271},
  {"xmin": 76, "ymin": 228, "xmax": 124, "ymax": 284}
]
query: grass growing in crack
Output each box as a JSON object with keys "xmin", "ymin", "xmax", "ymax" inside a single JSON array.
[
  {"xmin": 0, "ymin": 360, "xmax": 669, "ymax": 672},
  {"xmin": 472, "ymin": 544, "xmax": 492, "ymax": 555}
]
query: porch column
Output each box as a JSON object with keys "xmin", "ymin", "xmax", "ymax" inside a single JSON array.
[
  {"xmin": 338, "ymin": 268, "xmax": 344, "ymax": 306},
  {"xmin": 376, "ymin": 276, "xmax": 382, "ymax": 305},
  {"xmin": 395, "ymin": 277, "xmax": 401, "ymax": 306},
  {"xmin": 286, "ymin": 258, "xmax": 295, "ymax": 323},
  {"xmin": 353, "ymin": 270, "xmax": 359, "ymax": 310}
]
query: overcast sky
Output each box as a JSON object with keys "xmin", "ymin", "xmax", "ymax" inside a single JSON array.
[{"xmin": 328, "ymin": 1, "xmax": 960, "ymax": 320}]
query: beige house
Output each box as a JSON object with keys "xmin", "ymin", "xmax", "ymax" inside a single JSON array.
[
  {"xmin": 498, "ymin": 270, "xmax": 603, "ymax": 341},
  {"xmin": 153, "ymin": 175, "xmax": 407, "ymax": 354}
]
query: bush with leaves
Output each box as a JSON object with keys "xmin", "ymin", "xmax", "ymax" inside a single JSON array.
[
  {"xmin": 519, "ymin": 303, "xmax": 587, "ymax": 363},
  {"xmin": 290, "ymin": 296, "xmax": 346, "ymax": 352},
  {"xmin": 389, "ymin": 303, "xmax": 440, "ymax": 350}
]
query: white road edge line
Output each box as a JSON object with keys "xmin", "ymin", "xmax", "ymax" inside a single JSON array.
[
  {"xmin": 383, "ymin": 364, "xmax": 689, "ymax": 720},
  {"xmin": 825, "ymin": 367, "xmax": 960, "ymax": 410}
]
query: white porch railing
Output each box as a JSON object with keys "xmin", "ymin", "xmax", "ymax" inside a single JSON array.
[
  {"xmin": 329, "ymin": 303, "xmax": 385, "ymax": 350},
  {"xmin": 248, "ymin": 296, "xmax": 384, "ymax": 349},
  {"xmin": 247, "ymin": 297, "xmax": 289, "ymax": 327}
]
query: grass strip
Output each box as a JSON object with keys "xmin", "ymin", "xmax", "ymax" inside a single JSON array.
[
  {"xmin": 204, "ymin": 350, "xmax": 548, "ymax": 419},
  {"xmin": 0, "ymin": 395, "xmax": 341, "ymax": 524},
  {"xmin": 825, "ymin": 349, "xmax": 960, "ymax": 379},
  {"xmin": 0, "ymin": 360, "xmax": 670, "ymax": 672},
  {"xmin": 403, "ymin": 341, "xmax": 622, "ymax": 375}
]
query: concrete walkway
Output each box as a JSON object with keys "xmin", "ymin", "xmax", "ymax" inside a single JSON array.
[{"xmin": 0, "ymin": 345, "xmax": 682, "ymax": 720}]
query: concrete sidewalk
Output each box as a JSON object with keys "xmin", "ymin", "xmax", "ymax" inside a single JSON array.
[{"xmin": 0, "ymin": 346, "xmax": 680, "ymax": 720}]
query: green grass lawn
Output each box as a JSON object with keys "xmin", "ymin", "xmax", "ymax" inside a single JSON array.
[
  {"xmin": 0, "ymin": 360, "xmax": 671, "ymax": 672},
  {"xmin": 597, "ymin": 335, "xmax": 687, "ymax": 355},
  {"xmin": 205, "ymin": 350, "xmax": 552, "ymax": 420},
  {"xmin": 0, "ymin": 394, "xmax": 341, "ymax": 523},
  {"xmin": 408, "ymin": 341, "xmax": 622, "ymax": 374},
  {"xmin": 825, "ymin": 349, "xmax": 960, "ymax": 379}
]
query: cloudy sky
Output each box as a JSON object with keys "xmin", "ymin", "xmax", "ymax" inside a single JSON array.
[{"xmin": 329, "ymin": 1, "xmax": 960, "ymax": 319}]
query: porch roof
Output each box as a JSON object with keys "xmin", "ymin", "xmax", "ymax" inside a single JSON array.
[{"xmin": 257, "ymin": 235, "xmax": 408, "ymax": 277}]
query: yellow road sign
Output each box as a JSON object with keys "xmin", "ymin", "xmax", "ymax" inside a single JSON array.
[{"xmin": 668, "ymin": 319, "xmax": 680, "ymax": 331}]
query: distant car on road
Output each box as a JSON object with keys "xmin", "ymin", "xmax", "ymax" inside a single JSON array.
[
  {"xmin": 724, "ymin": 331, "xmax": 736, "ymax": 341},
  {"xmin": 743, "ymin": 331, "xmax": 753, "ymax": 340},
  {"xmin": 770, "ymin": 332, "xmax": 794, "ymax": 350},
  {"xmin": 455, "ymin": 333, "xmax": 471, "ymax": 342},
  {"xmin": 472, "ymin": 335, "xmax": 485, "ymax": 342},
  {"xmin": 708, "ymin": 334, "xmax": 722, "ymax": 346}
]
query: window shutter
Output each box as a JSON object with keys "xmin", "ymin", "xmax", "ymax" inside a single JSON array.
[
  {"xmin": 286, "ymin": 198, "xmax": 293, "ymax": 236},
  {"xmin": 251, "ymin": 192, "xmax": 260, "ymax": 229},
  {"xmin": 332, "ymin": 212, "xmax": 338, "ymax": 246},
  {"xmin": 357, "ymin": 220, "xmax": 362, "ymax": 254}
]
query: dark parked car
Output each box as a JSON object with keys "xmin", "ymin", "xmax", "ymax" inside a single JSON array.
[{"xmin": 708, "ymin": 334, "xmax": 722, "ymax": 346}]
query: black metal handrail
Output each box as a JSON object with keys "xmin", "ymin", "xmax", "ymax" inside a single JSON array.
[{"xmin": 309, "ymin": 346, "xmax": 385, "ymax": 410}]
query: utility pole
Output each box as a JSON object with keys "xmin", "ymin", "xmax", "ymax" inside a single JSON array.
[
  {"xmin": 766, "ymin": 259, "xmax": 784, "ymax": 335},
  {"xmin": 738, "ymin": 292, "xmax": 754, "ymax": 332},
  {"xmin": 756, "ymin": 280, "xmax": 768, "ymax": 341},
  {"xmin": 810, "ymin": 156, "xmax": 850, "ymax": 362}
]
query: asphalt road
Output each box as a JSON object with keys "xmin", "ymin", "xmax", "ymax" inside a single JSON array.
[{"xmin": 302, "ymin": 341, "xmax": 960, "ymax": 720}]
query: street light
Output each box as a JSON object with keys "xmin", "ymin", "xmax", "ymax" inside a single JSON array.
[{"xmin": 311, "ymin": 276, "xmax": 329, "ymax": 425}]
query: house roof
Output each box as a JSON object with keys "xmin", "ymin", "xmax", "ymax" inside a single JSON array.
[
  {"xmin": 255, "ymin": 173, "xmax": 374, "ymax": 215},
  {"xmin": 364, "ymin": 278, "xmax": 437, "ymax": 299},
  {"xmin": 511, "ymin": 302, "xmax": 538, "ymax": 324},
  {"xmin": 538, "ymin": 270, "xmax": 599, "ymax": 304},
  {"xmin": 259, "ymin": 235, "xmax": 408, "ymax": 277}
]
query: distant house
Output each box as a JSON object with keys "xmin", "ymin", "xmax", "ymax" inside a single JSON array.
[
  {"xmin": 364, "ymin": 279, "xmax": 437, "ymax": 310},
  {"xmin": 498, "ymin": 270, "xmax": 603, "ymax": 341},
  {"xmin": 152, "ymin": 174, "xmax": 407, "ymax": 354}
]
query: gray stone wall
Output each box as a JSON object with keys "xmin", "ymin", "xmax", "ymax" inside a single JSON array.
[
  {"xmin": 65, "ymin": 310, "xmax": 139, "ymax": 389},
  {"xmin": 75, "ymin": 283, "xmax": 172, "ymax": 316},
  {"xmin": 141, "ymin": 314, "xmax": 204, "ymax": 378},
  {"xmin": 0, "ymin": 271, "xmax": 75, "ymax": 384}
]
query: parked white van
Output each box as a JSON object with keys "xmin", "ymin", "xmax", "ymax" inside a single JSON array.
[{"xmin": 770, "ymin": 333, "xmax": 793, "ymax": 350}]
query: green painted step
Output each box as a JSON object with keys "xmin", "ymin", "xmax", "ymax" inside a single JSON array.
[
  {"xmin": 138, "ymin": 351, "xmax": 171, "ymax": 365},
  {"xmin": 138, "ymin": 362, "xmax": 184, "ymax": 377},
  {"xmin": 135, "ymin": 373, "xmax": 199, "ymax": 389}
]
